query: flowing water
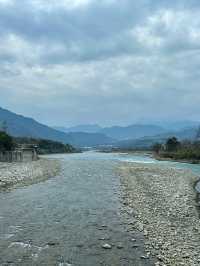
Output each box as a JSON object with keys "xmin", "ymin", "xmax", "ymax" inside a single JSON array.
[
  {"xmin": 0, "ymin": 152, "xmax": 154, "ymax": 266},
  {"xmin": 0, "ymin": 151, "xmax": 200, "ymax": 266}
]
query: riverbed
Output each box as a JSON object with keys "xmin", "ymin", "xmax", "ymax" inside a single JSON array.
[
  {"xmin": 0, "ymin": 152, "xmax": 156, "ymax": 266},
  {"xmin": 0, "ymin": 151, "xmax": 199, "ymax": 266}
]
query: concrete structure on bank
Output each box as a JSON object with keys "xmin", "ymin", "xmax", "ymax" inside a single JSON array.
[{"xmin": 0, "ymin": 145, "xmax": 38, "ymax": 162}]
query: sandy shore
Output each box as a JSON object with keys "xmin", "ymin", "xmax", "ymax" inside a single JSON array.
[
  {"xmin": 119, "ymin": 163, "xmax": 200, "ymax": 266},
  {"xmin": 0, "ymin": 158, "xmax": 61, "ymax": 190}
]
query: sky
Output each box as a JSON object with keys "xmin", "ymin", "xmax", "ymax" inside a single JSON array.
[{"xmin": 0, "ymin": 0, "xmax": 200, "ymax": 127}]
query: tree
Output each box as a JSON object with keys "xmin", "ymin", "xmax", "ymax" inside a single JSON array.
[
  {"xmin": 165, "ymin": 137, "xmax": 180, "ymax": 152},
  {"xmin": 152, "ymin": 143, "xmax": 162, "ymax": 153},
  {"xmin": 0, "ymin": 131, "xmax": 15, "ymax": 151}
]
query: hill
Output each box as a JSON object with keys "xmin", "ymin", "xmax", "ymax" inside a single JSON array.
[
  {"xmin": 55, "ymin": 124, "xmax": 102, "ymax": 133},
  {"xmin": 115, "ymin": 126, "xmax": 199, "ymax": 149},
  {"xmin": 0, "ymin": 107, "xmax": 74, "ymax": 143},
  {"xmin": 55, "ymin": 123, "xmax": 166, "ymax": 140},
  {"xmin": 0, "ymin": 107, "xmax": 114, "ymax": 147},
  {"xmin": 66, "ymin": 132, "xmax": 115, "ymax": 147},
  {"xmin": 100, "ymin": 124, "xmax": 166, "ymax": 140}
]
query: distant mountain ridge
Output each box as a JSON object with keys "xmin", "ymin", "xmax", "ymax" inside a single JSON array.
[
  {"xmin": 100, "ymin": 124, "xmax": 166, "ymax": 140},
  {"xmin": 54, "ymin": 124, "xmax": 102, "ymax": 133},
  {"xmin": 0, "ymin": 107, "xmax": 115, "ymax": 147},
  {"xmin": 115, "ymin": 126, "xmax": 199, "ymax": 149},
  {"xmin": 1, "ymin": 106, "xmax": 199, "ymax": 149},
  {"xmin": 55, "ymin": 123, "xmax": 166, "ymax": 140},
  {"xmin": 155, "ymin": 120, "xmax": 200, "ymax": 131}
]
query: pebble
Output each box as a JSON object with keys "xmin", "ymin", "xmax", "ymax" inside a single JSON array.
[
  {"xmin": 131, "ymin": 238, "xmax": 136, "ymax": 242},
  {"xmin": 0, "ymin": 159, "xmax": 60, "ymax": 189},
  {"xmin": 102, "ymin": 243, "xmax": 112, "ymax": 249},
  {"xmin": 116, "ymin": 243, "xmax": 123, "ymax": 249},
  {"xmin": 47, "ymin": 241, "xmax": 59, "ymax": 246},
  {"xmin": 59, "ymin": 263, "xmax": 72, "ymax": 266},
  {"xmin": 132, "ymin": 244, "xmax": 139, "ymax": 248},
  {"xmin": 99, "ymin": 236, "xmax": 110, "ymax": 241},
  {"xmin": 101, "ymin": 225, "xmax": 107, "ymax": 228},
  {"xmin": 76, "ymin": 243, "xmax": 84, "ymax": 248},
  {"xmin": 120, "ymin": 163, "xmax": 200, "ymax": 265},
  {"xmin": 140, "ymin": 255, "xmax": 149, "ymax": 260},
  {"xmin": 143, "ymin": 229, "xmax": 148, "ymax": 236},
  {"xmin": 137, "ymin": 223, "xmax": 144, "ymax": 232}
]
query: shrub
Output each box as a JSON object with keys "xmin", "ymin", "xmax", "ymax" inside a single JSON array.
[{"xmin": 0, "ymin": 131, "xmax": 15, "ymax": 151}]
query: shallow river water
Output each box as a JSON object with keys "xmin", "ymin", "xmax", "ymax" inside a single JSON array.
[
  {"xmin": 0, "ymin": 151, "xmax": 200, "ymax": 266},
  {"xmin": 0, "ymin": 152, "xmax": 155, "ymax": 266}
]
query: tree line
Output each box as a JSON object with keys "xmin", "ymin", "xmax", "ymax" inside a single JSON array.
[
  {"xmin": 153, "ymin": 137, "xmax": 200, "ymax": 163},
  {"xmin": 0, "ymin": 131, "xmax": 77, "ymax": 154}
]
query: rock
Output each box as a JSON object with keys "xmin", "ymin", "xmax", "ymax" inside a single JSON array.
[
  {"xmin": 99, "ymin": 236, "xmax": 110, "ymax": 241},
  {"xmin": 116, "ymin": 243, "xmax": 123, "ymax": 249},
  {"xmin": 137, "ymin": 223, "xmax": 144, "ymax": 232},
  {"xmin": 47, "ymin": 241, "xmax": 59, "ymax": 246},
  {"xmin": 59, "ymin": 263, "xmax": 72, "ymax": 266},
  {"xmin": 132, "ymin": 244, "xmax": 139, "ymax": 248},
  {"xmin": 140, "ymin": 255, "xmax": 149, "ymax": 259},
  {"xmin": 143, "ymin": 229, "xmax": 148, "ymax": 236},
  {"xmin": 76, "ymin": 243, "xmax": 84, "ymax": 248},
  {"xmin": 102, "ymin": 243, "xmax": 112, "ymax": 249},
  {"xmin": 131, "ymin": 238, "xmax": 136, "ymax": 242},
  {"xmin": 157, "ymin": 254, "xmax": 165, "ymax": 261},
  {"xmin": 182, "ymin": 253, "xmax": 190, "ymax": 258}
]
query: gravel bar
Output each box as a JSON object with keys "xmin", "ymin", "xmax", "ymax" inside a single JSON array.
[
  {"xmin": 119, "ymin": 162, "xmax": 200, "ymax": 266},
  {"xmin": 0, "ymin": 158, "xmax": 61, "ymax": 190}
]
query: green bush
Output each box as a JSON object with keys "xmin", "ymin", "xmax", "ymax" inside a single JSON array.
[{"xmin": 0, "ymin": 131, "xmax": 15, "ymax": 151}]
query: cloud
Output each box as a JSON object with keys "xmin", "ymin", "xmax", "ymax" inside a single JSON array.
[
  {"xmin": 0, "ymin": 0, "xmax": 200, "ymax": 126},
  {"xmin": 133, "ymin": 8, "xmax": 200, "ymax": 53},
  {"xmin": 0, "ymin": 0, "xmax": 150, "ymax": 63}
]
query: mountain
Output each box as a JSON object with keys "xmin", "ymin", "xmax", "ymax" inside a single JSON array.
[
  {"xmin": 115, "ymin": 126, "xmax": 199, "ymax": 149},
  {"xmin": 0, "ymin": 107, "xmax": 114, "ymax": 147},
  {"xmin": 100, "ymin": 124, "xmax": 166, "ymax": 140},
  {"xmin": 0, "ymin": 107, "xmax": 74, "ymax": 143},
  {"xmin": 156, "ymin": 120, "xmax": 200, "ymax": 131},
  {"xmin": 54, "ymin": 123, "xmax": 169, "ymax": 143},
  {"xmin": 54, "ymin": 124, "xmax": 102, "ymax": 133},
  {"xmin": 66, "ymin": 132, "xmax": 115, "ymax": 147}
]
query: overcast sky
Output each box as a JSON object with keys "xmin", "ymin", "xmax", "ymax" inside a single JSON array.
[{"xmin": 0, "ymin": 0, "xmax": 200, "ymax": 127}]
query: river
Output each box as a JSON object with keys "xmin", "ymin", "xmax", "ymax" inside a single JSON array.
[{"xmin": 0, "ymin": 151, "xmax": 199, "ymax": 265}]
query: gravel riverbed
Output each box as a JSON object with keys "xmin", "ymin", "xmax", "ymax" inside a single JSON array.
[
  {"xmin": 119, "ymin": 163, "xmax": 200, "ymax": 266},
  {"xmin": 0, "ymin": 158, "xmax": 61, "ymax": 190}
]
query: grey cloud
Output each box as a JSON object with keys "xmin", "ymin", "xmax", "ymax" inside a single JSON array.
[
  {"xmin": 0, "ymin": 0, "xmax": 200, "ymax": 126},
  {"xmin": 1, "ymin": 0, "xmax": 200, "ymax": 65},
  {"xmin": 0, "ymin": 0, "xmax": 151, "ymax": 63}
]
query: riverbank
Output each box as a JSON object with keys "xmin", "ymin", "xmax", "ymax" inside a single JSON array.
[
  {"xmin": 0, "ymin": 158, "xmax": 61, "ymax": 190},
  {"xmin": 154, "ymin": 153, "xmax": 200, "ymax": 165},
  {"xmin": 119, "ymin": 163, "xmax": 200, "ymax": 266}
]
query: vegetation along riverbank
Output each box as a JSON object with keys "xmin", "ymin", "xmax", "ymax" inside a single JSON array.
[
  {"xmin": 119, "ymin": 162, "xmax": 200, "ymax": 266},
  {"xmin": 0, "ymin": 130, "xmax": 78, "ymax": 155},
  {"xmin": 153, "ymin": 137, "xmax": 200, "ymax": 164}
]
